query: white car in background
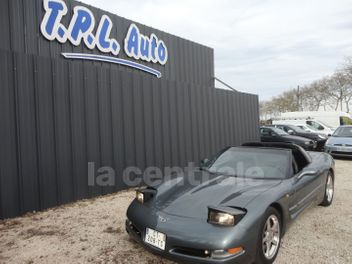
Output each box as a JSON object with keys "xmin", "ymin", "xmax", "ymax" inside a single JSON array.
[
  {"xmin": 272, "ymin": 119, "xmax": 334, "ymax": 136},
  {"xmin": 279, "ymin": 111, "xmax": 352, "ymax": 128},
  {"xmin": 296, "ymin": 124, "xmax": 319, "ymax": 133}
]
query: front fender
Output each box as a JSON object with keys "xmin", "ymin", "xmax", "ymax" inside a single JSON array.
[{"xmin": 241, "ymin": 181, "xmax": 291, "ymax": 235}]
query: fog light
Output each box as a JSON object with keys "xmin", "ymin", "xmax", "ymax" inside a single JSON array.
[
  {"xmin": 212, "ymin": 249, "xmax": 230, "ymax": 259},
  {"xmin": 136, "ymin": 191, "xmax": 144, "ymax": 203}
]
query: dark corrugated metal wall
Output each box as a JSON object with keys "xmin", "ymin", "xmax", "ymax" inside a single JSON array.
[
  {"xmin": 0, "ymin": 0, "xmax": 260, "ymax": 218},
  {"xmin": 0, "ymin": 0, "xmax": 215, "ymax": 86}
]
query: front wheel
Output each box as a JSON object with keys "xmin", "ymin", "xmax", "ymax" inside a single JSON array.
[
  {"xmin": 320, "ymin": 172, "xmax": 334, "ymax": 206},
  {"xmin": 256, "ymin": 207, "xmax": 281, "ymax": 264}
]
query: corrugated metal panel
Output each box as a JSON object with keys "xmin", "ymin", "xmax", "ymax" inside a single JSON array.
[
  {"xmin": 52, "ymin": 59, "xmax": 74, "ymax": 204},
  {"xmin": 0, "ymin": 0, "xmax": 260, "ymax": 218},
  {"xmin": 0, "ymin": 51, "xmax": 20, "ymax": 218},
  {"xmin": 0, "ymin": 0, "xmax": 11, "ymax": 50},
  {"xmin": 14, "ymin": 53, "xmax": 40, "ymax": 214},
  {"xmin": 110, "ymin": 68, "xmax": 126, "ymax": 189},
  {"xmin": 4, "ymin": 0, "xmax": 215, "ymax": 86},
  {"xmin": 84, "ymin": 62, "xmax": 102, "ymax": 198},
  {"xmin": 70, "ymin": 62, "xmax": 88, "ymax": 200},
  {"xmin": 1, "ymin": 48, "xmax": 260, "ymax": 218},
  {"xmin": 35, "ymin": 56, "xmax": 59, "ymax": 210}
]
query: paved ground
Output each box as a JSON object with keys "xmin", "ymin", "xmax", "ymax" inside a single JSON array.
[{"xmin": 0, "ymin": 159, "xmax": 351, "ymax": 264}]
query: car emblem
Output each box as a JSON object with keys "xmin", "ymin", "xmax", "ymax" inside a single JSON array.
[{"xmin": 158, "ymin": 215, "xmax": 168, "ymax": 223}]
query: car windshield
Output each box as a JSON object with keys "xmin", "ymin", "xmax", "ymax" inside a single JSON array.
[
  {"xmin": 332, "ymin": 127, "xmax": 352, "ymax": 137},
  {"xmin": 287, "ymin": 125, "xmax": 307, "ymax": 133},
  {"xmin": 297, "ymin": 125, "xmax": 309, "ymax": 131},
  {"xmin": 207, "ymin": 147, "xmax": 290, "ymax": 179},
  {"xmin": 271, "ymin": 127, "xmax": 289, "ymax": 136},
  {"xmin": 305, "ymin": 124, "xmax": 318, "ymax": 131},
  {"xmin": 317, "ymin": 120, "xmax": 334, "ymax": 129}
]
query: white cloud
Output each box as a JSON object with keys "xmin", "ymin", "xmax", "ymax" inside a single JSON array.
[{"xmin": 80, "ymin": 0, "xmax": 352, "ymax": 99}]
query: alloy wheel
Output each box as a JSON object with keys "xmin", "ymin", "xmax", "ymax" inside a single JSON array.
[
  {"xmin": 262, "ymin": 214, "xmax": 280, "ymax": 260},
  {"xmin": 326, "ymin": 174, "xmax": 334, "ymax": 203}
]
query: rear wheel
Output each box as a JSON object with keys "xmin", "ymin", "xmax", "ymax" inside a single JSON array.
[
  {"xmin": 256, "ymin": 207, "xmax": 281, "ymax": 264},
  {"xmin": 320, "ymin": 172, "xmax": 334, "ymax": 206}
]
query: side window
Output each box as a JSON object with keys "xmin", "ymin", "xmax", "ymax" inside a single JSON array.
[
  {"xmin": 306, "ymin": 121, "xmax": 324, "ymax": 130},
  {"xmin": 260, "ymin": 128, "xmax": 271, "ymax": 136},
  {"xmin": 292, "ymin": 149, "xmax": 309, "ymax": 172},
  {"xmin": 280, "ymin": 126, "xmax": 289, "ymax": 132},
  {"xmin": 341, "ymin": 116, "xmax": 352, "ymax": 125},
  {"xmin": 292, "ymin": 158, "xmax": 299, "ymax": 175},
  {"xmin": 340, "ymin": 117, "xmax": 344, "ymax": 126}
]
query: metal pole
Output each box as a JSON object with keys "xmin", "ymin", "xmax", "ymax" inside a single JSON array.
[{"xmin": 213, "ymin": 77, "xmax": 238, "ymax": 92}]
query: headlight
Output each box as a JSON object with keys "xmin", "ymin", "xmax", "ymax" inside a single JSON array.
[
  {"xmin": 304, "ymin": 141, "xmax": 311, "ymax": 145},
  {"xmin": 318, "ymin": 135, "xmax": 326, "ymax": 139},
  {"xmin": 135, "ymin": 187, "xmax": 156, "ymax": 204},
  {"xmin": 209, "ymin": 210, "xmax": 235, "ymax": 226},
  {"xmin": 136, "ymin": 190, "xmax": 144, "ymax": 203},
  {"xmin": 207, "ymin": 206, "xmax": 246, "ymax": 226}
]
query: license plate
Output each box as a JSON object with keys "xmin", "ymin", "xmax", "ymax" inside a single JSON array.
[{"xmin": 145, "ymin": 228, "xmax": 166, "ymax": 250}]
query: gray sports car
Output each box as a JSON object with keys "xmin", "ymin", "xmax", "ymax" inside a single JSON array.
[{"xmin": 126, "ymin": 143, "xmax": 335, "ymax": 264}]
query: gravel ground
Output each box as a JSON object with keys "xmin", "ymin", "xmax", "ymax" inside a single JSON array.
[{"xmin": 0, "ymin": 159, "xmax": 351, "ymax": 264}]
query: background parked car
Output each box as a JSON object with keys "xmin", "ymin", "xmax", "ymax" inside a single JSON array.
[
  {"xmin": 272, "ymin": 119, "xmax": 334, "ymax": 136},
  {"xmin": 260, "ymin": 126, "xmax": 316, "ymax": 150},
  {"xmin": 278, "ymin": 111, "xmax": 352, "ymax": 128},
  {"xmin": 267, "ymin": 124, "xmax": 327, "ymax": 151},
  {"xmin": 296, "ymin": 124, "xmax": 320, "ymax": 133},
  {"xmin": 325, "ymin": 125, "xmax": 352, "ymax": 158}
]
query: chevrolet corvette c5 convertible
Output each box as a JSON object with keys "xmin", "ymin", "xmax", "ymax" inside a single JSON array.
[{"xmin": 125, "ymin": 142, "xmax": 335, "ymax": 264}]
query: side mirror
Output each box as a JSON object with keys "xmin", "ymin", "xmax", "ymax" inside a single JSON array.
[
  {"xmin": 287, "ymin": 130, "xmax": 294, "ymax": 135},
  {"xmin": 200, "ymin": 158, "xmax": 210, "ymax": 167},
  {"xmin": 297, "ymin": 170, "xmax": 317, "ymax": 180}
]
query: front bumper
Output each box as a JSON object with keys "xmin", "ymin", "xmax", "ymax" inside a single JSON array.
[
  {"xmin": 325, "ymin": 145, "xmax": 352, "ymax": 157},
  {"xmin": 300, "ymin": 142, "xmax": 316, "ymax": 151},
  {"xmin": 125, "ymin": 214, "xmax": 255, "ymax": 264},
  {"xmin": 316, "ymin": 139, "xmax": 327, "ymax": 151}
]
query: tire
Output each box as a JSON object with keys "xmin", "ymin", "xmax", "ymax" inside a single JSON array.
[
  {"xmin": 320, "ymin": 171, "xmax": 334, "ymax": 206},
  {"xmin": 255, "ymin": 207, "xmax": 282, "ymax": 264}
]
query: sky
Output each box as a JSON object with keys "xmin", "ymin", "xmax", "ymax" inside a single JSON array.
[{"xmin": 80, "ymin": 0, "xmax": 352, "ymax": 100}]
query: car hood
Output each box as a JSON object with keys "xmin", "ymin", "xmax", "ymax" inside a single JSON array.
[
  {"xmin": 296, "ymin": 132, "xmax": 319, "ymax": 140},
  {"xmin": 327, "ymin": 136, "xmax": 352, "ymax": 145},
  {"xmin": 152, "ymin": 171, "xmax": 282, "ymax": 219}
]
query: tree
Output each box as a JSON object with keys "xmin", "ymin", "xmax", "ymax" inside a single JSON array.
[
  {"xmin": 327, "ymin": 71, "xmax": 351, "ymax": 111},
  {"xmin": 300, "ymin": 78, "xmax": 331, "ymax": 111},
  {"xmin": 259, "ymin": 56, "xmax": 352, "ymax": 119},
  {"xmin": 341, "ymin": 57, "xmax": 352, "ymax": 112}
]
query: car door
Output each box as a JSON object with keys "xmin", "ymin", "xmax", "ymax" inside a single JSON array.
[{"xmin": 289, "ymin": 153, "xmax": 323, "ymax": 219}]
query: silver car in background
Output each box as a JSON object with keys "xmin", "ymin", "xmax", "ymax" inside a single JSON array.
[{"xmin": 325, "ymin": 126, "xmax": 352, "ymax": 157}]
